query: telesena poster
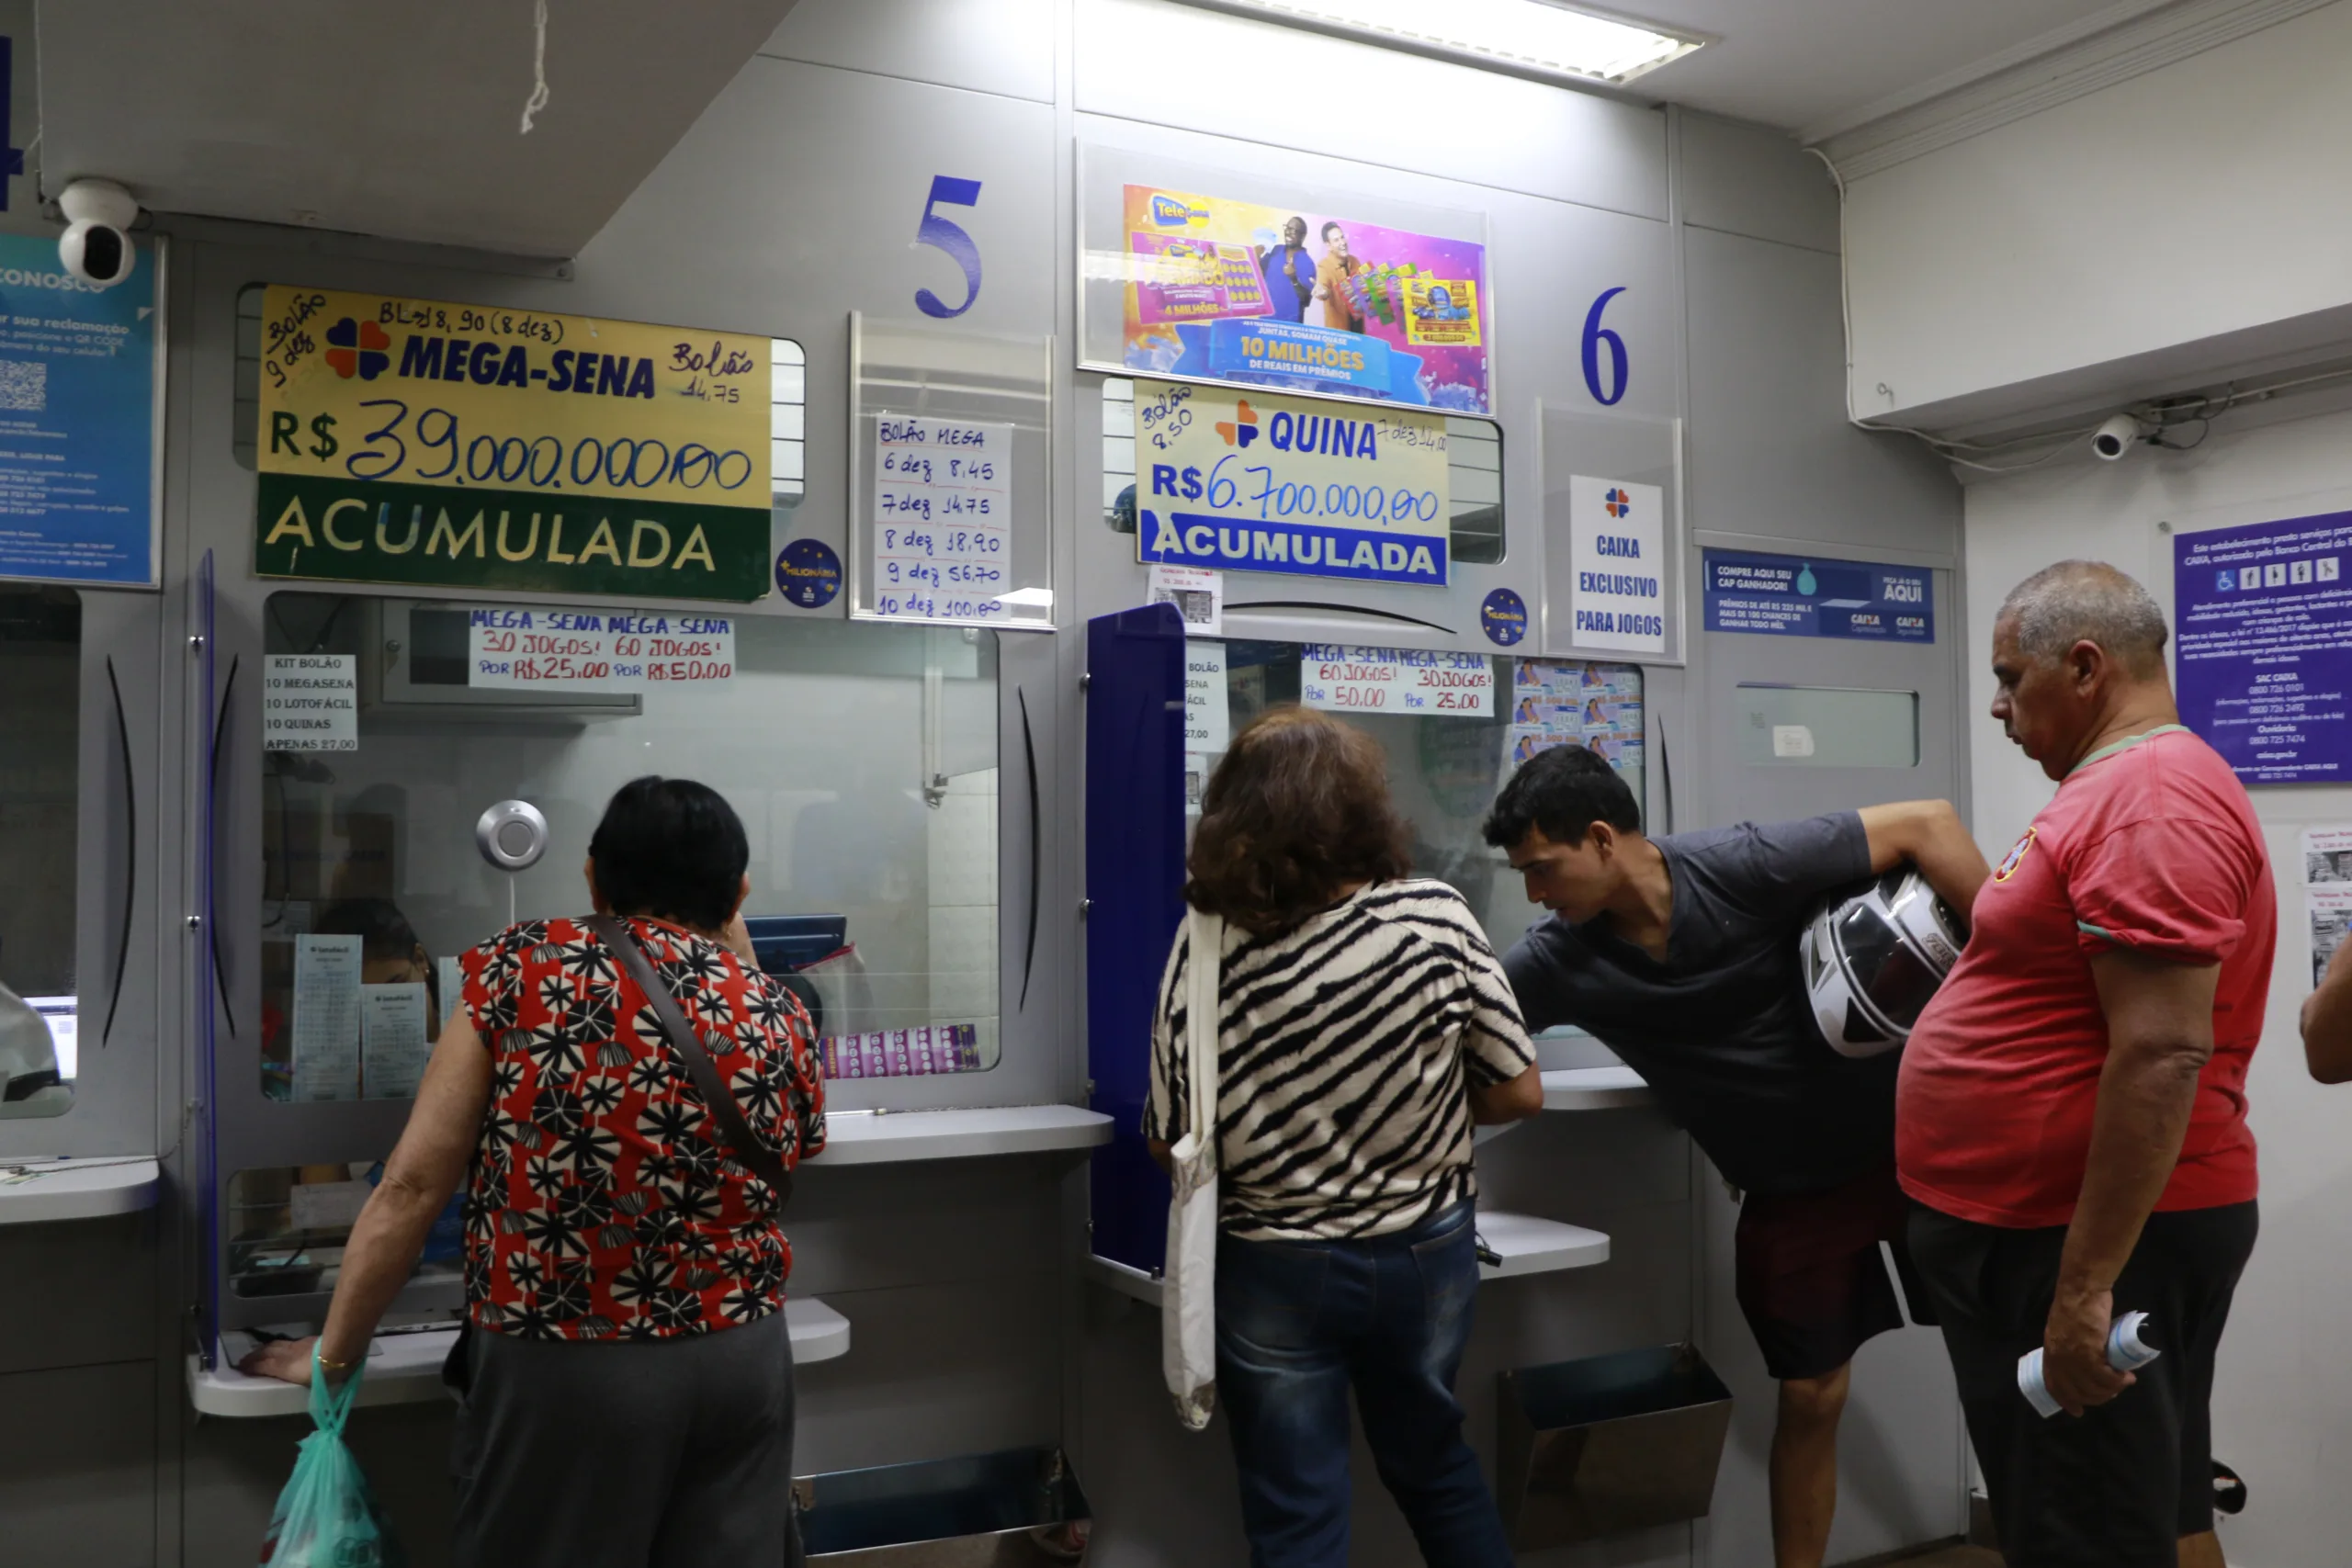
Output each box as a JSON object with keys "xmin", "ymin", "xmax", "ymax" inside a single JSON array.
[{"xmin": 1120, "ymin": 184, "xmax": 1490, "ymax": 414}]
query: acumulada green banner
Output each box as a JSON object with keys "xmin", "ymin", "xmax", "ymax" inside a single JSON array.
[
  {"xmin": 253, "ymin": 285, "xmax": 771, "ymax": 602},
  {"xmin": 254, "ymin": 473, "xmax": 770, "ymax": 601}
]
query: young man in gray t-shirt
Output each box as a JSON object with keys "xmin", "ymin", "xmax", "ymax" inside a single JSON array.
[{"xmin": 1483, "ymin": 744, "xmax": 1988, "ymax": 1568}]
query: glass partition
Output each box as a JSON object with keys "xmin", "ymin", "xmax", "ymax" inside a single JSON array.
[
  {"xmin": 227, "ymin": 1161, "xmax": 465, "ymax": 1301},
  {"xmin": 1, "ymin": 585, "xmax": 80, "ymax": 1117},
  {"xmin": 258, "ymin": 592, "xmax": 1001, "ymax": 1102},
  {"xmin": 1187, "ymin": 641, "xmax": 1642, "ymax": 956}
]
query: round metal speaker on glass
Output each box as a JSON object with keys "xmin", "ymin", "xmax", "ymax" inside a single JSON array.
[{"xmin": 474, "ymin": 799, "xmax": 550, "ymax": 872}]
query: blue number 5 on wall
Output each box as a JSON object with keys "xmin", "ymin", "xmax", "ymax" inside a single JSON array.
[{"xmin": 913, "ymin": 175, "xmax": 983, "ymax": 319}]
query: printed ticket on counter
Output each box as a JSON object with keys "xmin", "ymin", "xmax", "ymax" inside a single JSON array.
[
  {"xmin": 467, "ymin": 604, "xmax": 734, "ymax": 690},
  {"xmin": 1299, "ymin": 644, "xmax": 1494, "ymax": 717}
]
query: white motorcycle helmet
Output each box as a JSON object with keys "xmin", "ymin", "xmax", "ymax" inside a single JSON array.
[
  {"xmin": 1801, "ymin": 868, "xmax": 1965, "ymax": 1058},
  {"xmin": 0, "ymin": 985, "xmax": 62, "ymax": 1104}
]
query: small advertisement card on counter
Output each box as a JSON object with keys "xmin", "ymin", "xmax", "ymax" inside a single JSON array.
[{"xmin": 1149, "ymin": 563, "xmax": 1224, "ymax": 636}]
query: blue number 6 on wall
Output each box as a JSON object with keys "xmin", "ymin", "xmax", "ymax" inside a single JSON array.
[
  {"xmin": 1581, "ymin": 285, "xmax": 1629, "ymax": 406},
  {"xmin": 913, "ymin": 175, "xmax": 983, "ymax": 320}
]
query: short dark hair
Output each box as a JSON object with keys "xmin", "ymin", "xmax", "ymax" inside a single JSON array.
[
  {"xmin": 1320, "ymin": 221, "xmax": 1344, "ymax": 241},
  {"xmin": 588, "ymin": 776, "xmax": 749, "ymax": 931},
  {"xmin": 1481, "ymin": 745, "xmax": 1641, "ymax": 852},
  {"xmin": 1186, "ymin": 707, "xmax": 1410, "ymax": 936},
  {"xmin": 315, "ymin": 897, "xmax": 425, "ymax": 963}
]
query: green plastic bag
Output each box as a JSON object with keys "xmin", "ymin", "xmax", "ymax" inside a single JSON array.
[{"xmin": 257, "ymin": 1351, "xmax": 405, "ymax": 1568}]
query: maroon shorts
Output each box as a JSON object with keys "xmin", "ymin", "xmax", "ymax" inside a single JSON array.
[{"xmin": 1735, "ymin": 1161, "xmax": 1933, "ymax": 1382}]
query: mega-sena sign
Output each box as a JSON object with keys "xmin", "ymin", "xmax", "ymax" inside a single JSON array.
[
  {"xmin": 253, "ymin": 286, "xmax": 774, "ymax": 602},
  {"xmin": 1130, "ymin": 377, "xmax": 1452, "ymax": 587}
]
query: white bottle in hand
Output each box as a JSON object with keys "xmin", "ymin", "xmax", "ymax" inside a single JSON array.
[{"xmin": 2018, "ymin": 1311, "xmax": 2160, "ymax": 1418}]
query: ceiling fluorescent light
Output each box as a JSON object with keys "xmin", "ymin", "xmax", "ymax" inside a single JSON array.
[{"xmin": 1172, "ymin": 0, "xmax": 1706, "ymax": 87}]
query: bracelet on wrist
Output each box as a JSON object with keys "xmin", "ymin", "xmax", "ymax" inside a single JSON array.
[{"xmin": 314, "ymin": 1348, "xmax": 357, "ymax": 1373}]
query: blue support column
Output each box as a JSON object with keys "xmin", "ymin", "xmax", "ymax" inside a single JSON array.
[{"xmin": 1084, "ymin": 604, "xmax": 1188, "ymax": 1274}]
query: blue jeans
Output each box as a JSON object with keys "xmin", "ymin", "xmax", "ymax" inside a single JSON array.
[{"xmin": 1215, "ymin": 1201, "xmax": 1513, "ymax": 1568}]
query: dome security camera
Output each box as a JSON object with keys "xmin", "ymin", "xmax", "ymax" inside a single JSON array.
[
  {"xmin": 58, "ymin": 179, "xmax": 140, "ymax": 288},
  {"xmin": 2090, "ymin": 412, "xmax": 2144, "ymax": 461}
]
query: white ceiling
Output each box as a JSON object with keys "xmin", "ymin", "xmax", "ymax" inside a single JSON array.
[
  {"xmin": 1618, "ymin": 0, "xmax": 2181, "ymax": 139},
  {"xmin": 27, "ymin": 0, "xmax": 2208, "ymax": 260},
  {"xmin": 36, "ymin": 0, "xmax": 803, "ymax": 257}
]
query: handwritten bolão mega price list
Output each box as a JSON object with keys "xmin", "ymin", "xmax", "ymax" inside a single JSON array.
[{"xmin": 871, "ymin": 413, "xmax": 1014, "ymax": 621}]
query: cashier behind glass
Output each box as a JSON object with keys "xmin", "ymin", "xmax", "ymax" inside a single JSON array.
[{"xmin": 1480, "ymin": 744, "xmax": 1989, "ymax": 1568}]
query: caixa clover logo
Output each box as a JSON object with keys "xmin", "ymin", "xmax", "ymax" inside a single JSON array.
[
  {"xmin": 324, "ymin": 317, "xmax": 392, "ymax": 379},
  {"xmin": 1215, "ymin": 399, "xmax": 1259, "ymax": 449},
  {"xmin": 1604, "ymin": 487, "xmax": 1634, "ymax": 519}
]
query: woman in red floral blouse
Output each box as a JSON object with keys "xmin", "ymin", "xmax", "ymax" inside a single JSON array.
[{"xmin": 245, "ymin": 777, "xmax": 825, "ymax": 1568}]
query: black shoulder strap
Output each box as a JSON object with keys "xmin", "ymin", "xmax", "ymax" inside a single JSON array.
[{"xmin": 588, "ymin": 914, "xmax": 794, "ymax": 1207}]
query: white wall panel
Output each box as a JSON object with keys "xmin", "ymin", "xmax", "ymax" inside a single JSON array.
[
  {"xmin": 1841, "ymin": 1, "xmax": 2352, "ymax": 429},
  {"xmin": 1679, "ymin": 113, "xmax": 1838, "ymax": 256},
  {"xmin": 762, "ymin": 0, "xmax": 1058, "ymax": 103}
]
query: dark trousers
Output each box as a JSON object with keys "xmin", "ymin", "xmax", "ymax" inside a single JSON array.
[
  {"xmin": 1907, "ymin": 1201, "xmax": 2257, "ymax": 1568},
  {"xmin": 1214, "ymin": 1200, "xmax": 1513, "ymax": 1568},
  {"xmin": 450, "ymin": 1306, "xmax": 796, "ymax": 1568}
]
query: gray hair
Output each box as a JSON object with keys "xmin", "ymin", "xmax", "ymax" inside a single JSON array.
[{"xmin": 1996, "ymin": 560, "xmax": 2168, "ymax": 675}]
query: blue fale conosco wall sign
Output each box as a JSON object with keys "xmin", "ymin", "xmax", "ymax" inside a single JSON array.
[{"xmin": 0, "ymin": 230, "xmax": 160, "ymax": 586}]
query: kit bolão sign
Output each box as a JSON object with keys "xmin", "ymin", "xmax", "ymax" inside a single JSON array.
[
  {"xmin": 1132, "ymin": 378, "xmax": 1451, "ymax": 588},
  {"xmin": 253, "ymin": 286, "xmax": 773, "ymax": 601}
]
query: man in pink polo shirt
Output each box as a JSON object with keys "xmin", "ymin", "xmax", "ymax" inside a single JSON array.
[{"xmin": 1899, "ymin": 561, "xmax": 2272, "ymax": 1568}]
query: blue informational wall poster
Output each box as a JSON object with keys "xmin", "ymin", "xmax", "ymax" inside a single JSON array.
[
  {"xmin": 0, "ymin": 231, "xmax": 160, "ymax": 586},
  {"xmin": 2174, "ymin": 510, "xmax": 2352, "ymax": 785},
  {"xmin": 1702, "ymin": 547, "xmax": 1933, "ymax": 642}
]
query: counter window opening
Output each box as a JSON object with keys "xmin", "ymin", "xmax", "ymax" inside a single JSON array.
[
  {"xmin": 0, "ymin": 584, "xmax": 82, "ymax": 1117},
  {"xmin": 1181, "ymin": 643, "xmax": 1641, "ymax": 963},
  {"xmin": 256, "ymin": 591, "xmax": 1004, "ymax": 1107},
  {"xmin": 1099, "ymin": 378, "xmax": 1505, "ymax": 564},
  {"xmin": 232, "ymin": 287, "xmax": 808, "ymax": 530}
]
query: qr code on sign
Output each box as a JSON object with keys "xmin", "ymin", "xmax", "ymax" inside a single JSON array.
[
  {"xmin": 1154, "ymin": 586, "xmax": 1215, "ymax": 626},
  {"xmin": 0, "ymin": 360, "xmax": 48, "ymax": 412}
]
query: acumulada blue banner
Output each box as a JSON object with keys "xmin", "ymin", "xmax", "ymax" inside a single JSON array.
[{"xmin": 1131, "ymin": 377, "xmax": 1450, "ymax": 587}]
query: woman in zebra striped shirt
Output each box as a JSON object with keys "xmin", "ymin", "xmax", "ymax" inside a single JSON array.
[{"xmin": 1148, "ymin": 705, "xmax": 1544, "ymax": 1568}]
